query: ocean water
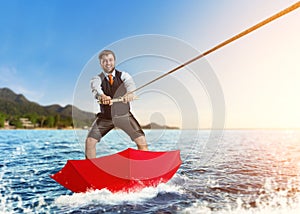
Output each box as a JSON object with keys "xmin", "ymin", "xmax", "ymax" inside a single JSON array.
[{"xmin": 0, "ymin": 129, "xmax": 300, "ymax": 213}]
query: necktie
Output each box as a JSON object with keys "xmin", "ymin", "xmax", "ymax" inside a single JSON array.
[{"xmin": 108, "ymin": 74, "xmax": 114, "ymax": 86}]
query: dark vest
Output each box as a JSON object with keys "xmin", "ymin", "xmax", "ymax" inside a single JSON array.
[{"xmin": 99, "ymin": 70, "xmax": 130, "ymax": 118}]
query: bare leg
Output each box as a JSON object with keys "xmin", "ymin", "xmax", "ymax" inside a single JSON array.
[
  {"xmin": 134, "ymin": 136, "xmax": 148, "ymax": 151},
  {"xmin": 85, "ymin": 137, "xmax": 98, "ymax": 159}
]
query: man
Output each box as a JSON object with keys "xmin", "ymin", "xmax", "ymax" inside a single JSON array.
[{"xmin": 85, "ymin": 50, "xmax": 148, "ymax": 159}]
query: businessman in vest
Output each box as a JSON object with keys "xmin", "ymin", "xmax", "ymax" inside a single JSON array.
[{"xmin": 85, "ymin": 50, "xmax": 148, "ymax": 159}]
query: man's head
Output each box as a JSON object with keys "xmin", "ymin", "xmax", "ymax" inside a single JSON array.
[{"xmin": 98, "ymin": 50, "xmax": 116, "ymax": 73}]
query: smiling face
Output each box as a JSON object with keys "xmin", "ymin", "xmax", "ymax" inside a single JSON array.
[{"xmin": 100, "ymin": 53, "xmax": 115, "ymax": 73}]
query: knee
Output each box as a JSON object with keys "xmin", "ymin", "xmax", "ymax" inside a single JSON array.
[
  {"xmin": 86, "ymin": 137, "xmax": 97, "ymax": 148},
  {"xmin": 134, "ymin": 136, "xmax": 148, "ymax": 151},
  {"xmin": 134, "ymin": 136, "xmax": 146, "ymax": 144}
]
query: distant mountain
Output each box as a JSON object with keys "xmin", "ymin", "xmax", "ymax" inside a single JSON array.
[
  {"xmin": 0, "ymin": 87, "xmax": 42, "ymax": 115},
  {"xmin": 141, "ymin": 122, "xmax": 179, "ymax": 130},
  {"xmin": 0, "ymin": 87, "xmax": 95, "ymax": 127}
]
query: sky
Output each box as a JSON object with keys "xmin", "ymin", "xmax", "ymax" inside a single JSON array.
[{"xmin": 0, "ymin": 0, "xmax": 299, "ymax": 129}]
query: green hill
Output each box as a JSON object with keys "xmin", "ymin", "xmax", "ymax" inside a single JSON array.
[{"xmin": 0, "ymin": 88, "xmax": 94, "ymax": 128}]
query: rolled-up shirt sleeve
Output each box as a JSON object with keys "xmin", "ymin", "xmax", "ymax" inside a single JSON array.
[
  {"xmin": 121, "ymin": 71, "xmax": 136, "ymax": 93},
  {"xmin": 90, "ymin": 76, "xmax": 104, "ymax": 99}
]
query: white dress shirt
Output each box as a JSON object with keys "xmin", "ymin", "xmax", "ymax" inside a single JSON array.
[{"xmin": 90, "ymin": 69, "xmax": 136, "ymax": 98}]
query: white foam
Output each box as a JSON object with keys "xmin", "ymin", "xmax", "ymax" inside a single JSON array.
[
  {"xmin": 180, "ymin": 201, "xmax": 300, "ymax": 214},
  {"xmin": 180, "ymin": 177, "xmax": 300, "ymax": 214},
  {"xmin": 54, "ymin": 182, "xmax": 183, "ymax": 207},
  {"xmin": 12, "ymin": 146, "xmax": 26, "ymax": 156}
]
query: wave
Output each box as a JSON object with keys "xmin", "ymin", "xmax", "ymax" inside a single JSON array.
[
  {"xmin": 180, "ymin": 176, "xmax": 300, "ymax": 214},
  {"xmin": 53, "ymin": 182, "xmax": 183, "ymax": 212}
]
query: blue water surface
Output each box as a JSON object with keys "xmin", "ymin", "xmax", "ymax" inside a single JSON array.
[{"xmin": 1, "ymin": 129, "xmax": 300, "ymax": 213}]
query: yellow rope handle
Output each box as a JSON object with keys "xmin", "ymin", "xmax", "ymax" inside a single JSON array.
[{"xmin": 97, "ymin": 96, "xmax": 139, "ymax": 104}]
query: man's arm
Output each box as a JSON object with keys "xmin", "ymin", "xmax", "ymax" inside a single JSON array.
[
  {"xmin": 90, "ymin": 76, "xmax": 104, "ymax": 99},
  {"xmin": 121, "ymin": 72, "xmax": 136, "ymax": 92},
  {"xmin": 121, "ymin": 72, "xmax": 136, "ymax": 103},
  {"xmin": 90, "ymin": 75, "xmax": 112, "ymax": 105}
]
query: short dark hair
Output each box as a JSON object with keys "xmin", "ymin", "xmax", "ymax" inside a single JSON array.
[{"xmin": 98, "ymin": 50, "xmax": 116, "ymax": 60}]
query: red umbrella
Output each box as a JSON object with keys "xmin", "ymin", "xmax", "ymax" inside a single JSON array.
[{"xmin": 50, "ymin": 148, "xmax": 181, "ymax": 193}]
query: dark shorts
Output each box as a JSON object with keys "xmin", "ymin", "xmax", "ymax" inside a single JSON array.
[{"xmin": 87, "ymin": 112, "xmax": 145, "ymax": 141}]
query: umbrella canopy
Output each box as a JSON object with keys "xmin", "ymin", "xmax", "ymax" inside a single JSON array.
[{"xmin": 50, "ymin": 148, "xmax": 181, "ymax": 193}]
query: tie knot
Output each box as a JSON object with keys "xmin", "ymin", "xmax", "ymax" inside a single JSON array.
[{"xmin": 108, "ymin": 74, "xmax": 114, "ymax": 85}]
